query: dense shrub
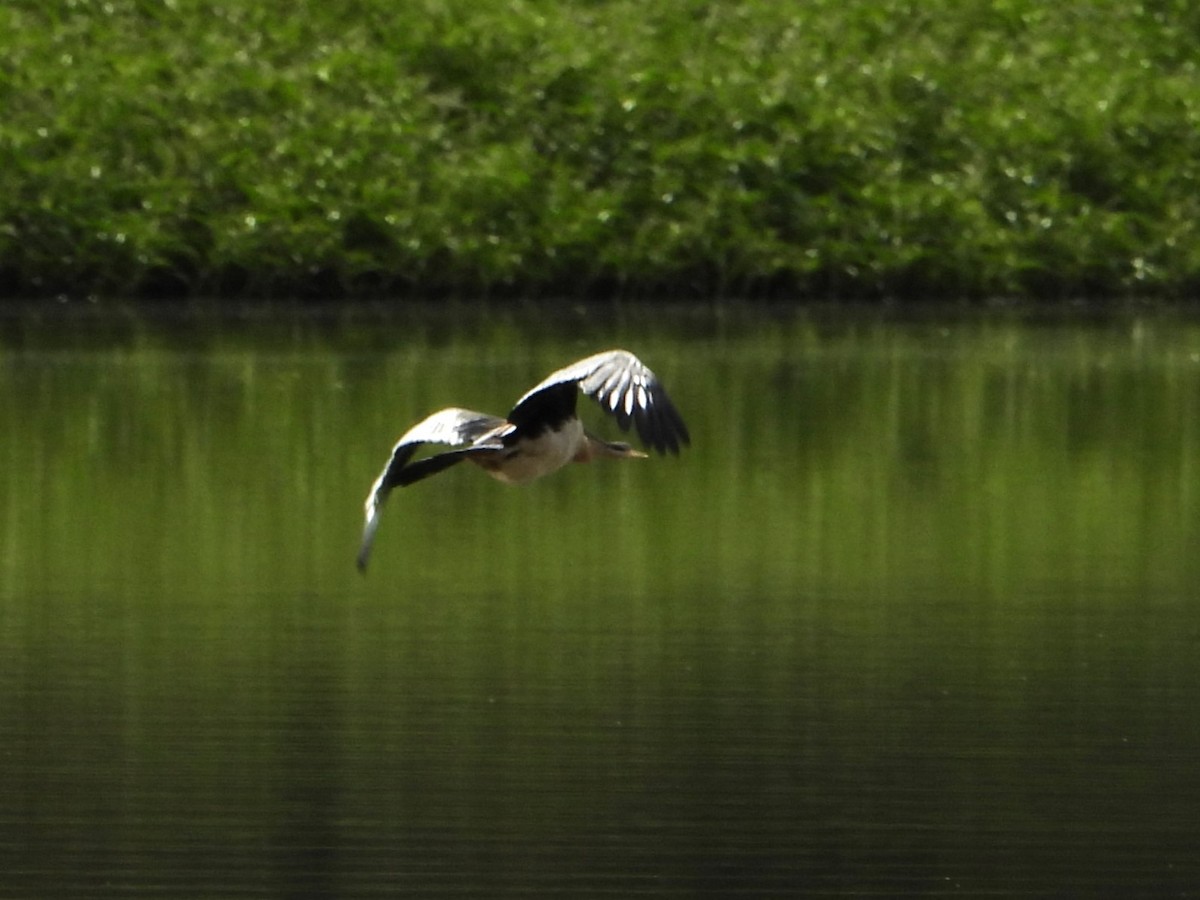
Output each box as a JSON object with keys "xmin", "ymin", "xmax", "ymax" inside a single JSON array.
[{"xmin": 2, "ymin": 0, "xmax": 1198, "ymax": 299}]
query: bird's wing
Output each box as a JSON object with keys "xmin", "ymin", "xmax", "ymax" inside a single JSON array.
[
  {"xmin": 395, "ymin": 406, "xmax": 509, "ymax": 450},
  {"xmin": 511, "ymin": 349, "xmax": 690, "ymax": 455},
  {"xmin": 357, "ymin": 407, "xmax": 508, "ymax": 572}
]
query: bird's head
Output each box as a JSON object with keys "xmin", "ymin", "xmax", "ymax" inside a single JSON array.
[
  {"xmin": 582, "ymin": 435, "xmax": 648, "ymax": 461},
  {"xmin": 601, "ymin": 439, "xmax": 648, "ymax": 459}
]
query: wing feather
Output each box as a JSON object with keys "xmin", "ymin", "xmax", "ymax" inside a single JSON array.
[
  {"xmin": 513, "ymin": 349, "xmax": 690, "ymax": 455},
  {"xmin": 395, "ymin": 407, "xmax": 506, "ymax": 448},
  {"xmin": 357, "ymin": 407, "xmax": 507, "ymax": 571}
]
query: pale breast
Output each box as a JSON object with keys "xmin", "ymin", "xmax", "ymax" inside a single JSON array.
[{"xmin": 478, "ymin": 418, "xmax": 585, "ymax": 485}]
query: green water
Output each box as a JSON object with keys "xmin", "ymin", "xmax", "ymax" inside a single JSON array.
[{"xmin": 2, "ymin": 306, "xmax": 1198, "ymax": 896}]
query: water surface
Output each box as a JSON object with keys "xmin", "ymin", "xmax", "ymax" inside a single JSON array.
[{"xmin": 2, "ymin": 305, "xmax": 1198, "ymax": 896}]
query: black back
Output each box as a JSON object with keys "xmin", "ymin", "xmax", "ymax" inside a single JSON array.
[{"xmin": 505, "ymin": 381, "xmax": 578, "ymax": 439}]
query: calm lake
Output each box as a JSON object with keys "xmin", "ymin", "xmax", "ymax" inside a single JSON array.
[{"xmin": 2, "ymin": 303, "xmax": 1198, "ymax": 896}]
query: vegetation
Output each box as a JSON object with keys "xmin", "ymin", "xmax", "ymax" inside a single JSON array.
[{"xmin": 2, "ymin": 0, "xmax": 1200, "ymax": 300}]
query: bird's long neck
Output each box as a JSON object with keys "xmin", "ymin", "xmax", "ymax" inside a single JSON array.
[{"xmin": 575, "ymin": 432, "xmax": 647, "ymax": 462}]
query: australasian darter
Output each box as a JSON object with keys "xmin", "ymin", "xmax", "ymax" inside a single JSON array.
[{"xmin": 357, "ymin": 349, "xmax": 689, "ymax": 571}]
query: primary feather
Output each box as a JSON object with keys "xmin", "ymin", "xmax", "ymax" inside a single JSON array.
[{"xmin": 512, "ymin": 349, "xmax": 690, "ymax": 453}]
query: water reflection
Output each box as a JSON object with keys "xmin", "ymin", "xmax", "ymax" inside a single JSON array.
[{"xmin": 2, "ymin": 307, "xmax": 1198, "ymax": 896}]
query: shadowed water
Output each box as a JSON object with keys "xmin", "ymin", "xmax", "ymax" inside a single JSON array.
[{"xmin": 2, "ymin": 305, "xmax": 1198, "ymax": 896}]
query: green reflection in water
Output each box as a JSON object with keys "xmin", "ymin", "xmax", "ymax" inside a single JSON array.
[
  {"xmin": 5, "ymin": 309, "xmax": 1195, "ymax": 599},
  {"xmin": 1, "ymin": 307, "xmax": 1198, "ymax": 895}
]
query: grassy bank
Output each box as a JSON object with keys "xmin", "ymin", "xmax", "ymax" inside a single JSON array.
[{"xmin": 2, "ymin": 0, "xmax": 1199, "ymax": 300}]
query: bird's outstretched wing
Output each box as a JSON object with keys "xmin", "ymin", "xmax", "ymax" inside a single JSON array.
[
  {"xmin": 511, "ymin": 349, "xmax": 690, "ymax": 454},
  {"xmin": 357, "ymin": 407, "xmax": 508, "ymax": 571}
]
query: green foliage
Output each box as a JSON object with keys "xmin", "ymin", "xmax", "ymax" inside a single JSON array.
[{"xmin": 2, "ymin": 0, "xmax": 1199, "ymax": 298}]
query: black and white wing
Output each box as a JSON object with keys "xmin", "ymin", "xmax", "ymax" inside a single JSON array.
[
  {"xmin": 357, "ymin": 407, "xmax": 508, "ymax": 571},
  {"xmin": 512, "ymin": 349, "xmax": 690, "ymax": 455}
]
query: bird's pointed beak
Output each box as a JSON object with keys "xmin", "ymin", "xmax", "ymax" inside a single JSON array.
[
  {"xmin": 589, "ymin": 437, "xmax": 648, "ymax": 460},
  {"xmin": 605, "ymin": 440, "xmax": 646, "ymax": 459}
]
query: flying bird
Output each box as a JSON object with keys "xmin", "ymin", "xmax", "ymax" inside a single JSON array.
[{"xmin": 357, "ymin": 349, "xmax": 689, "ymax": 571}]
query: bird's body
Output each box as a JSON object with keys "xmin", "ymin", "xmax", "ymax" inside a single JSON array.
[
  {"xmin": 357, "ymin": 349, "xmax": 689, "ymax": 571},
  {"xmin": 470, "ymin": 417, "xmax": 587, "ymax": 484}
]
